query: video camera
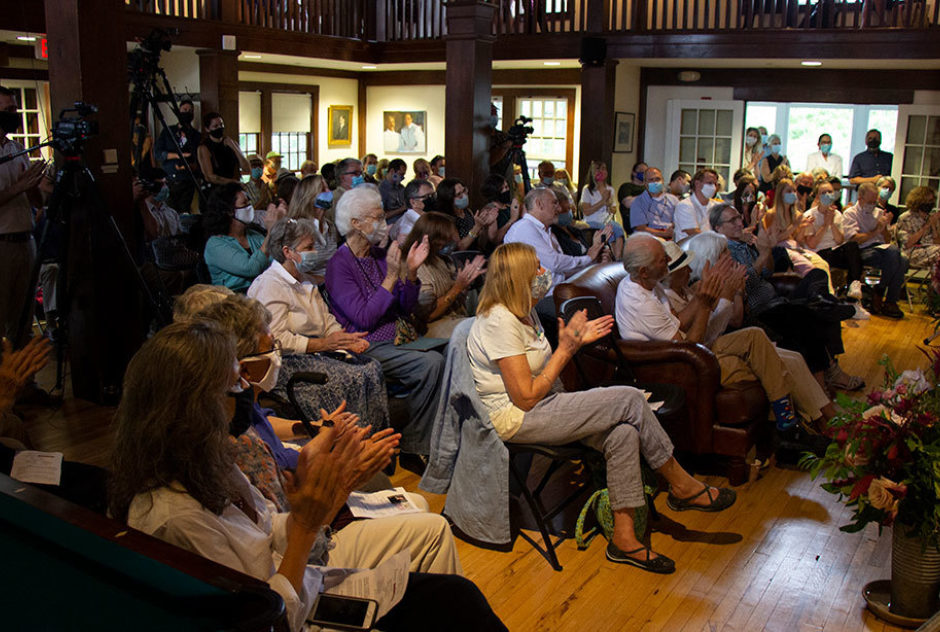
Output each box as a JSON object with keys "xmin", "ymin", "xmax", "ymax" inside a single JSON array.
[
  {"xmin": 52, "ymin": 102, "xmax": 99, "ymax": 157},
  {"xmin": 127, "ymin": 28, "xmax": 179, "ymax": 86},
  {"xmin": 507, "ymin": 115, "xmax": 535, "ymax": 148}
]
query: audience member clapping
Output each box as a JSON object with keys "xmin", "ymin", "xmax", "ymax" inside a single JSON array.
[
  {"xmin": 203, "ymin": 183, "xmax": 270, "ymax": 292},
  {"xmin": 286, "ymin": 175, "xmax": 338, "ymax": 278}
]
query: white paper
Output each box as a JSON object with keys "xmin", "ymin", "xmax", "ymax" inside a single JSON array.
[
  {"xmin": 10, "ymin": 450, "xmax": 63, "ymax": 486},
  {"xmin": 346, "ymin": 487, "xmax": 423, "ymax": 519},
  {"xmin": 324, "ymin": 550, "xmax": 409, "ymax": 619}
]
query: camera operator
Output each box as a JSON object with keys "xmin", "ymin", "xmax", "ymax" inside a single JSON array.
[
  {"xmin": 155, "ymin": 98, "xmax": 201, "ymax": 213},
  {"xmin": 0, "ymin": 86, "xmax": 44, "ymax": 350},
  {"xmin": 489, "ymin": 103, "xmax": 514, "ymax": 183}
]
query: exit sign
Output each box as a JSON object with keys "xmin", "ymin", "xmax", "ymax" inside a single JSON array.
[{"xmin": 34, "ymin": 38, "xmax": 47, "ymax": 60}]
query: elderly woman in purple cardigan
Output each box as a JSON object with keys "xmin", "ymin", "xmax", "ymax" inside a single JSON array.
[{"xmin": 326, "ymin": 184, "xmax": 442, "ymax": 458}]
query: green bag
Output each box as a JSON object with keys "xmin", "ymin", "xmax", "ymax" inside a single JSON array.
[{"xmin": 575, "ymin": 489, "xmax": 648, "ymax": 549}]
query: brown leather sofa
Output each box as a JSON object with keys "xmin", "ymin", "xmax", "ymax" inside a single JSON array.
[{"xmin": 554, "ymin": 262, "xmax": 770, "ymax": 485}]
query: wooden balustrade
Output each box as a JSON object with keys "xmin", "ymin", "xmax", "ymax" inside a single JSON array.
[{"xmin": 125, "ymin": 0, "xmax": 939, "ymax": 37}]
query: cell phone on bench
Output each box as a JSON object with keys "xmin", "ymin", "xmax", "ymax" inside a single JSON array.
[{"xmin": 307, "ymin": 594, "xmax": 378, "ymax": 631}]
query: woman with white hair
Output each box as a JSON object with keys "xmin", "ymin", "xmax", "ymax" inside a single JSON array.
[
  {"xmin": 678, "ymin": 232, "xmax": 838, "ymax": 432},
  {"xmin": 247, "ymin": 218, "xmax": 388, "ymax": 431},
  {"xmin": 326, "ymin": 184, "xmax": 442, "ymax": 458}
]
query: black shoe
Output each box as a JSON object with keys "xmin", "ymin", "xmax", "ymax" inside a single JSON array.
[
  {"xmin": 398, "ymin": 453, "xmax": 428, "ymax": 476},
  {"xmin": 606, "ymin": 543, "xmax": 676, "ymax": 574},
  {"xmin": 806, "ymin": 295, "xmax": 856, "ymax": 322},
  {"xmin": 666, "ymin": 485, "xmax": 737, "ymax": 512},
  {"xmin": 880, "ymin": 302, "xmax": 904, "ymax": 319}
]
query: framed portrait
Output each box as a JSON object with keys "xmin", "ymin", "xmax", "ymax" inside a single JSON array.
[
  {"xmin": 328, "ymin": 105, "xmax": 353, "ymax": 146},
  {"xmin": 382, "ymin": 110, "xmax": 427, "ymax": 154},
  {"xmin": 613, "ymin": 112, "xmax": 636, "ymax": 153}
]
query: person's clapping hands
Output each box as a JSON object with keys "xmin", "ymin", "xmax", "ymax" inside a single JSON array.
[
  {"xmin": 455, "ymin": 255, "xmax": 486, "ymax": 291},
  {"xmin": 405, "ymin": 235, "xmax": 430, "ymax": 278},
  {"xmin": 0, "ymin": 336, "xmax": 52, "ymax": 414},
  {"xmin": 558, "ymin": 309, "xmax": 614, "ymax": 354}
]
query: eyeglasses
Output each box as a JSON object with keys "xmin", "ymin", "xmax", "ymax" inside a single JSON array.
[
  {"xmin": 240, "ymin": 339, "xmax": 282, "ymax": 361},
  {"xmin": 344, "ymin": 170, "xmax": 363, "ymax": 177}
]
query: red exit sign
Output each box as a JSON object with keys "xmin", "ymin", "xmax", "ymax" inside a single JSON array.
[{"xmin": 34, "ymin": 37, "xmax": 47, "ymax": 60}]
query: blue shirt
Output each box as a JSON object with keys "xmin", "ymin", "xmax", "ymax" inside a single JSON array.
[
  {"xmin": 629, "ymin": 191, "xmax": 678, "ymax": 230},
  {"xmin": 250, "ymin": 402, "xmax": 299, "ymax": 470},
  {"xmin": 204, "ymin": 230, "xmax": 269, "ymax": 292},
  {"xmin": 849, "ymin": 149, "xmax": 893, "ymax": 179}
]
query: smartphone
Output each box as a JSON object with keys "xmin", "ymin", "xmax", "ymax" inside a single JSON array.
[{"xmin": 307, "ymin": 594, "xmax": 378, "ymax": 631}]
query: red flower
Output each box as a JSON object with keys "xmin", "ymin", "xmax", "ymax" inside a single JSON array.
[{"xmin": 849, "ymin": 474, "xmax": 875, "ymax": 501}]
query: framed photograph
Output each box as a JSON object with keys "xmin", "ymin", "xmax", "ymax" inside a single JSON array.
[
  {"xmin": 382, "ymin": 110, "xmax": 427, "ymax": 154},
  {"xmin": 613, "ymin": 112, "xmax": 635, "ymax": 153},
  {"xmin": 328, "ymin": 105, "xmax": 353, "ymax": 146}
]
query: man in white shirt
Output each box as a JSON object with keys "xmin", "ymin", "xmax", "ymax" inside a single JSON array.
[
  {"xmin": 0, "ymin": 86, "xmax": 44, "ymax": 349},
  {"xmin": 673, "ymin": 168, "xmax": 718, "ymax": 243},
  {"xmin": 504, "ymin": 187, "xmax": 608, "ymax": 346},
  {"xmin": 805, "ymin": 133, "xmax": 844, "ymax": 178},
  {"xmin": 398, "ymin": 113, "xmax": 425, "ymax": 153},
  {"xmin": 394, "ymin": 179, "xmax": 434, "ymax": 243},
  {"xmin": 843, "ymin": 182, "xmax": 908, "ymax": 318}
]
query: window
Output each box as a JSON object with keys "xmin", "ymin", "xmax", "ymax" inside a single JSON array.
[
  {"xmin": 897, "ymin": 110, "xmax": 940, "ymax": 203},
  {"xmin": 238, "ymin": 133, "xmax": 259, "ymax": 158},
  {"xmin": 666, "ymin": 100, "xmax": 744, "ymax": 187},
  {"xmin": 8, "ymin": 87, "xmax": 45, "ymax": 161},
  {"xmin": 492, "ymin": 96, "xmax": 504, "ymax": 129},
  {"xmin": 518, "ymin": 97, "xmax": 569, "ymax": 180},
  {"xmin": 270, "ymin": 132, "xmax": 308, "ymax": 171}
]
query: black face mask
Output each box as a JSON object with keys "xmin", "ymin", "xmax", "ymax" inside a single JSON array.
[
  {"xmin": 797, "ymin": 185, "xmax": 813, "ymax": 196},
  {"xmin": 209, "ymin": 126, "xmax": 225, "ymax": 140},
  {"xmin": 867, "ymin": 138, "xmax": 881, "ymax": 150},
  {"xmin": 0, "ymin": 110, "xmax": 20, "ymax": 134},
  {"xmin": 228, "ymin": 389, "xmax": 254, "ymax": 437},
  {"xmin": 178, "ymin": 111, "xmax": 194, "ymax": 126},
  {"xmin": 921, "ymin": 204, "xmax": 936, "ymax": 213},
  {"xmin": 497, "ymin": 190, "xmax": 512, "ymax": 205}
]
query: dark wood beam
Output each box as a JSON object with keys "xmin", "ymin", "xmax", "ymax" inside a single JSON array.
[
  {"xmin": 0, "ymin": 68, "xmax": 49, "ymax": 82},
  {"xmin": 238, "ymin": 61, "xmax": 359, "ymax": 80},
  {"xmin": 197, "ymin": 49, "xmax": 240, "ymax": 139}
]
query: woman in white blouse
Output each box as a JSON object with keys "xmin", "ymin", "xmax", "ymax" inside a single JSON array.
[
  {"xmin": 466, "ymin": 242, "xmax": 735, "ymax": 574},
  {"xmin": 579, "ymin": 160, "xmax": 624, "ymax": 259},
  {"xmin": 247, "ymin": 218, "xmax": 389, "ymax": 430},
  {"xmin": 110, "ymin": 321, "xmax": 506, "ymax": 632}
]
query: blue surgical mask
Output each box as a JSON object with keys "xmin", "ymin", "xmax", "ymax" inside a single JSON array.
[
  {"xmin": 294, "ymin": 249, "xmax": 325, "ymax": 274},
  {"xmin": 514, "ymin": 173, "xmax": 523, "ymax": 184},
  {"xmin": 771, "ymin": 144, "xmax": 782, "ymax": 155},
  {"xmin": 819, "ymin": 192, "xmax": 835, "ymax": 206},
  {"xmin": 438, "ymin": 167, "xmax": 445, "ymax": 178},
  {"xmin": 250, "ymin": 167, "xmax": 264, "ymax": 180},
  {"xmin": 761, "ymin": 134, "xmax": 769, "ymax": 145},
  {"xmin": 454, "ymin": 195, "xmax": 469, "ymax": 210},
  {"xmin": 366, "ymin": 164, "xmax": 377, "ymax": 176},
  {"xmin": 633, "ymin": 171, "xmax": 645, "ymax": 183},
  {"xmin": 647, "ymin": 181, "xmax": 664, "ymax": 195},
  {"xmin": 153, "ymin": 184, "xmax": 169, "ymax": 203},
  {"xmin": 542, "ymin": 177, "xmax": 554, "ymax": 186},
  {"xmin": 559, "ymin": 178, "xmax": 568, "ymax": 186},
  {"xmin": 745, "ymin": 136, "xmax": 758, "ymax": 147},
  {"xmin": 351, "ymin": 175, "xmax": 365, "ymax": 187},
  {"xmin": 438, "ymin": 242, "xmax": 456, "ymax": 256},
  {"xmin": 879, "ymin": 187, "xmax": 892, "ymax": 200},
  {"xmin": 557, "ymin": 211, "xmax": 574, "ymax": 226},
  {"xmin": 315, "ymin": 191, "xmax": 333, "ymax": 210},
  {"xmin": 391, "ymin": 173, "xmax": 403, "ymax": 184},
  {"xmin": 783, "ymin": 192, "xmax": 797, "ymax": 205},
  {"xmin": 820, "ymin": 143, "xmax": 832, "ymax": 154}
]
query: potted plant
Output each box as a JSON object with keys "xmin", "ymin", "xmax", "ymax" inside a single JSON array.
[{"xmin": 802, "ymin": 352, "xmax": 940, "ymax": 623}]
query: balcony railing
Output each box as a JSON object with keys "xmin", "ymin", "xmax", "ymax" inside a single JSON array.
[{"xmin": 125, "ymin": 0, "xmax": 940, "ymax": 39}]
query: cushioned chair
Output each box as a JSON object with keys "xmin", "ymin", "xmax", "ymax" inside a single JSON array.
[{"xmin": 554, "ymin": 262, "xmax": 771, "ymax": 485}]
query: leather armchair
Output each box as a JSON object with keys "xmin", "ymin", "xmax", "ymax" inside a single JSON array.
[{"xmin": 554, "ymin": 262, "xmax": 769, "ymax": 485}]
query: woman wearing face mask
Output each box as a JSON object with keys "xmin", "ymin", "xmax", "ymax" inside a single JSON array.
[
  {"xmin": 876, "ymin": 176, "xmax": 900, "ymax": 225},
  {"xmin": 247, "ymin": 218, "xmax": 389, "ymax": 432},
  {"xmin": 204, "ymin": 183, "xmax": 270, "ymax": 292},
  {"xmin": 732, "ymin": 174, "xmax": 764, "ymax": 240},
  {"xmin": 579, "ymin": 160, "xmax": 624, "ymax": 260},
  {"xmin": 467, "ymin": 242, "xmax": 735, "ymax": 574},
  {"xmin": 401, "ymin": 212, "xmax": 485, "ymax": 339},
  {"xmin": 326, "ymin": 185, "xmax": 442, "ymax": 459},
  {"xmin": 896, "ymin": 186, "xmax": 940, "ymax": 270},
  {"xmin": 286, "ymin": 175, "xmax": 338, "ymax": 279},
  {"xmin": 742, "ymin": 127, "xmax": 763, "ymax": 177},
  {"xmin": 481, "ymin": 174, "xmax": 521, "ymax": 245},
  {"xmin": 197, "ymin": 112, "xmax": 250, "ymax": 188},
  {"xmin": 436, "ymin": 178, "xmax": 497, "ymax": 251},
  {"xmin": 758, "ymin": 134, "xmax": 790, "ymax": 194}
]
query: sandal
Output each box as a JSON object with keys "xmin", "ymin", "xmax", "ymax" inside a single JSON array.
[
  {"xmin": 666, "ymin": 485, "xmax": 736, "ymax": 513},
  {"xmin": 825, "ymin": 365, "xmax": 865, "ymax": 392},
  {"xmin": 606, "ymin": 543, "xmax": 676, "ymax": 574}
]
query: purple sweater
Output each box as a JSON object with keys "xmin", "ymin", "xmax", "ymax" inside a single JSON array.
[{"xmin": 325, "ymin": 243, "xmax": 420, "ymax": 342}]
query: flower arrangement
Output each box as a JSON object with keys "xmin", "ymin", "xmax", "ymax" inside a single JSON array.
[{"xmin": 802, "ymin": 352, "xmax": 940, "ymax": 548}]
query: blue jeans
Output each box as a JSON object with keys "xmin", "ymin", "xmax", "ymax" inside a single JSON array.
[{"xmin": 859, "ymin": 244, "xmax": 909, "ymax": 303}]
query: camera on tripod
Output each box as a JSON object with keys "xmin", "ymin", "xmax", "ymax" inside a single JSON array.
[
  {"xmin": 128, "ymin": 28, "xmax": 178, "ymax": 86},
  {"xmin": 52, "ymin": 102, "xmax": 99, "ymax": 157},
  {"xmin": 507, "ymin": 115, "xmax": 535, "ymax": 148}
]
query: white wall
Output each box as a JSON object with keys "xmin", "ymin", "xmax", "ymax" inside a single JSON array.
[
  {"xmin": 611, "ymin": 62, "xmax": 641, "ymax": 186},
  {"xmin": 913, "ymin": 90, "xmax": 940, "ymax": 105},
  {"xmin": 238, "ymin": 70, "xmax": 360, "ymax": 165},
  {"xmin": 364, "ymin": 84, "xmax": 446, "ymax": 166},
  {"xmin": 643, "ymin": 85, "xmax": 735, "ymax": 173}
]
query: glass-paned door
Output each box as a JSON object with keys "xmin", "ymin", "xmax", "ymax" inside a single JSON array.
[
  {"xmin": 518, "ymin": 97, "xmax": 570, "ymax": 180},
  {"xmin": 894, "ymin": 106, "xmax": 940, "ymax": 205},
  {"xmin": 665, "ymin": 99, "xmax": 744, "ymax": 189}
]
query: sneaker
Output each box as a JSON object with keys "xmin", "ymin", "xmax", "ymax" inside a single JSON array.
[
  {"xmin": 851, "ymin": 303, "xmax": 871, "ymax": 320},
  {"xmin": 848, "ymin": 280, "xmax": 863, "ymax": 300}
]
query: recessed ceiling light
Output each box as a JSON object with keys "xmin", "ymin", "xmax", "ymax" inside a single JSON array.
[
  {"xmin": 17, "ymin": 36, "xmax": 37, "ymax": 42},
  {"xmin": 801, "ymin": 60, "xmax": 822, "ymax": 67},
  {"xmin": 544, "ymin": 61, "xmax": 561, "ymax": 66},
  {"xmin": 361, "ymin": 65, "xmax": 378, "ymax": 70},
  {"xmin": 243, "ymin": 54, "xmax": 262, "ymax": 59}
]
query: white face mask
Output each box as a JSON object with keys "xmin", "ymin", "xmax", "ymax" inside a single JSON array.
[
  {"xmin": 700, "ymin": 183, "xmax": 717, "ymax": 200},
  {"xmin": 247, "ymin": 350, "xmax": 282, "ymax": 393},
  {"xmin": 364, "ymin": 219, "xmax": 389, "ymax": 246},
  {"xmin": 234, "ymin": 204, "xmax": 255, "ymax": 224}
]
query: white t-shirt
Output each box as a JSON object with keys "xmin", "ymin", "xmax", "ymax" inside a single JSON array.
[
  {"xmin": 806, "ymin": 151, "xmax": 844, "ymax": 178},
  {"xmin": 615, "ymin": 276, "xmax": 681, "ymax": 342},
  {"xmin": 673, "ymin": 195, "xmax": 715, "ymax": 243},
  {"xmin": 804, "ymin": 207, "xmax": 845, "ymax": 252},
  {"xmin": 580, "ymin": 184, "xmax": 617, "ymax": 225},
  {"xmin": 467, "ymin": 304, "xmax": 552, "ymax": 439}
]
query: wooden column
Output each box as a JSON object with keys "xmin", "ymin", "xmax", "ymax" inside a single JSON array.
[
  {"xmin": 197, "ymin": 49, "xmax": 240, "ymax": 139},
  {"xmin": 578, "ymin": 55, "xmax": 618, "ymax": 189},
  {"xmin": 45, "ymin": 0, "xmax": 143, "ymax": 403},
  {"xmin": 444, "ymin": 0, "xmax": 496, "ymax": 209}
]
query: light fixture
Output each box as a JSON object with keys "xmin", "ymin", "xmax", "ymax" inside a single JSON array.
[
  {"xmin": 801, "ymin": 60, "xmax": 823, "ymax": 67},
  {"xmin": 361, "ymin": 65, "xmax": 377, "ymax": 70},
  {"xmin": 677, "ymin": 70, "xmax": 701, "ymax": 83},
  {"xmin": 543, "ymin": 61, "xmax": 561, "ymax": 66},
  {"xmin": 17, "ymin": 36, "xmax": 37, "ymax": 42},
  {"xmin": 243, "ymin": 54, "xmax": 262, "ymax": 59}
]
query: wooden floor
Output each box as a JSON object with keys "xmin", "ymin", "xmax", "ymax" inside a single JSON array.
[{"xmin": 19, "ymin": 303, "xmax": 938, "ymax": 632}]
